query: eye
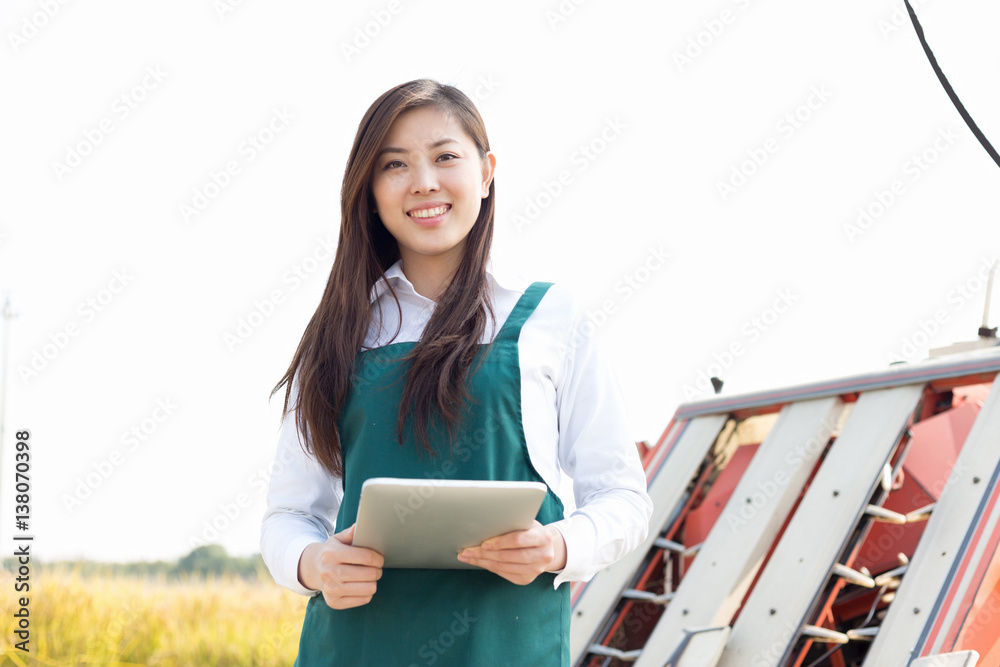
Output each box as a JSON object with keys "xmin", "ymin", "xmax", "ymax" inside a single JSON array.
[
  {"xmin": 382, "ymin": 159, "xmax": 404, "ymax": 170},
  {"xmin": 437, "ymin": 153, "xmax": 459, "ymax": 162}
]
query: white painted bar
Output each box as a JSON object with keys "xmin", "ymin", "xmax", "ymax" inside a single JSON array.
[
  {"xmin": 863, "ymin": 379, "xmax": 1000, "ymax": 666},
  {"xmin": 714, "ymin": 385, "xmax": 924, "ymax": 667},
  {"xmin": 633, "ymin": 397, "xmax": 844, "ymax": 667},
  {"xmin": 676, "ymin": 627, "xmax": 730, "ymax": 667},
  {"xmin": 570, "ymin": 415, "xmax": 729, "ymax": 665},
  {"xmin": 910, "ymin": 650, "xmax": 980, "ymax": 667}
]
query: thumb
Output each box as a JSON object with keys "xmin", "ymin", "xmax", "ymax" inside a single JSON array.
[{"xmin": 334, "ymin": 523, "xmax": 356, "ymax": 545}]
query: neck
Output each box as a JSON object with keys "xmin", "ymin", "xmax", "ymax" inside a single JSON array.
[{"xmin": 398, "ymin": 248, "xmax": 464, "ymax": 301}]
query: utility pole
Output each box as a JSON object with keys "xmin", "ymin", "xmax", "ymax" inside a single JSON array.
[{"xmin": 979, "ymin": 261, "xmax": 998, "ymax": 338}]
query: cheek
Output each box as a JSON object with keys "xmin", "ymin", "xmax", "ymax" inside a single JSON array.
[
  {"xmin": 451, "ymin": 171, "xmax": 482, "ymax": 203},
  {"xmin": 370, "ymin": 180, "xmax": 393, "ymax": 215}
]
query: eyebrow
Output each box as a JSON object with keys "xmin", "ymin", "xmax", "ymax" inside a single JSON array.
[{"xmin": 377, "ymin": 138, "xmax": 459, "ymax": 158}]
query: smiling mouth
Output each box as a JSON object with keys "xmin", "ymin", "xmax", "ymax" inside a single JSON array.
[{"xmin": 408, "ymin": 205, "xmax": 450, "ymax": 219}]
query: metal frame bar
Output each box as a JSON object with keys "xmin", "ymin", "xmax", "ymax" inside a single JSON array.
[
  {"xmin": 675, "ymin": 349, "xmax": 1000, "ymax": 420},
  {"xmin": 715, "ymin": 385, "xmax": 924, "ymax": 667}
]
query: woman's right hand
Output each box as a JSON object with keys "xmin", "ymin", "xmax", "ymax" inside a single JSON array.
[{"xmin": 297, "ymin": 523, "xmax": 385, "ymax": 609}]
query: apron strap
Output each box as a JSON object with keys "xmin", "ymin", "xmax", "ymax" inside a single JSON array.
[{"xmin": 493, "ymin": 282, "xmax": 554, "ymax": 345}]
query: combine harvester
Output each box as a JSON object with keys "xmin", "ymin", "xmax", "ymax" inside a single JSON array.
[
  {"xmin": 569, "ymin": 268, "xmax": 1000, "ymax": 666},
  {"xmin": 566, "ymin": 2, "xmax": 1000, "ymax": 662},
  {"xmin": 566, "ymin": 3, "xmax": 1000, "ymax": 663}
]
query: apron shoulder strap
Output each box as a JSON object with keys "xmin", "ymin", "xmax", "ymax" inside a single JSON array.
[{"xmin": 493, "ymin": 281, "xmax": 554, "ymax": 344}]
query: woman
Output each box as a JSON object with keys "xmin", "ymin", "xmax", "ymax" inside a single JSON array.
[{"xmin": 261, "ymin": 78, "xmax": 652, "ymax": 666}]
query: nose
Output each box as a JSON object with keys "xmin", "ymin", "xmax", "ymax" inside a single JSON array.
[{"xmin": 409, "ymin": 161, "xmax": 439, "ymax": 195}]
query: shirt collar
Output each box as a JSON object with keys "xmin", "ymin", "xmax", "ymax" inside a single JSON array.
[
  {"xmin": 369, "ymin": 259, "xmax": 524, "ymax": 304},
  {"xmin": 368, "ymin": 260, "xmax": 410, "ymax": 304}
]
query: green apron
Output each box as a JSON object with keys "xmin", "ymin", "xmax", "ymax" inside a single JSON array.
[{"xmin": 295, "ymin": 282, "xmax": 570, "ymax": 667}]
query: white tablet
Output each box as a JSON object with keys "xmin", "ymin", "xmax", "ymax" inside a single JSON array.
[{"xmin": 352, "ymin": 477, "xmax": 548, "ymax": 569}]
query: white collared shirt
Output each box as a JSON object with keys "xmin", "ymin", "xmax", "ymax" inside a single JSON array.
[{"xmin": 261, "ymin": 260, "xmax": 653, "ymax": 594}]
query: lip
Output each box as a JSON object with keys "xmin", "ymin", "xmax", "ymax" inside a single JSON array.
[{"xmin": 406, "ymin": 202, "xmax": 451, "ymax": 226}]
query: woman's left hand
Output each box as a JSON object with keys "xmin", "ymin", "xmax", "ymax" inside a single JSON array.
[{"xmin": 457, "ymin": 520, "xmax": 567, "ymax": 585}]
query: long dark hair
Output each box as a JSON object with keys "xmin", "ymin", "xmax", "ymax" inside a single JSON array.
[{"xmin": 271, "ymin": 79, "xmax": 496, "ymax": 478}]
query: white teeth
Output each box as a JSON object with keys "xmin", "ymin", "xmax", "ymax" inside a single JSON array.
[{"xmin": 409, "ymin": 205, "xmax": 449, "ymax": 219}]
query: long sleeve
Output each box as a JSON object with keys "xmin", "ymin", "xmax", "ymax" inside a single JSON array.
[
  {"xmin": 547, "ymin": 292, "xmax": 654, "ymax": 587},
  {"xmin": 260, "ymin": 377, "xmax": 343, "ymax": 596}
]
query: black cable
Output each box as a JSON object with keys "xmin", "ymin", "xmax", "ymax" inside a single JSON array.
[
  {"xmin": 802, "ymin": 643, "xmax": 842, "ymax": 667},
  {"xmin": 903, "ymin": 0, "xmax": 1000, "ymax": 170},
  {"xmin": 858, "ymin": 584, "xmax": 890, "ymax": 628}
]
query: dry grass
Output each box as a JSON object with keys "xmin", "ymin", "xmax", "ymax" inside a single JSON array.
[{"xmin": 0, "ymin": 568, "xmax": 307, "ymax": 666}]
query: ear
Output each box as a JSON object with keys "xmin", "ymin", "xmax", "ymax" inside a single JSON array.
[{"xmin": 480, "ymin": 151, "xmax": 497, "ymax": 198}]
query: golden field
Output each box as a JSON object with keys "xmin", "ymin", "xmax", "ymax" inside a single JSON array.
[{"xmin": 0, "ymin": 569, "xmax": 308, "ymax": 666}]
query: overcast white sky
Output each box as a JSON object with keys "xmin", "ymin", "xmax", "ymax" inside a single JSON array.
[{"xmin": 1, "ymin": 0, "xmax": 998, "ymax": 563}]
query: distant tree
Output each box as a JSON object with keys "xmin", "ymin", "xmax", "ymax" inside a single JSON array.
[
  {"xmin": 3, "ymin": 548, "xmax": 274, "ymax": 581},
  {"xmin": 177, "ymin": 544, "xmax": 229, "ymax": 577}
]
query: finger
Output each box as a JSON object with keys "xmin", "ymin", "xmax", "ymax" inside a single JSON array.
[
  {"xmin": 468, "ymin": 559, "xmax": 541, "ymax": 575},
  {"xmin": 459, "ymin": 547, "xmax": 552, "ymax": 564},
  {"xmin": 459, "ymin": 557, "xmax": 542, "ymax": 585},
  {"xmin": 321, "ymin": 563, "xmax": 384, "ymax": 583},
  {"xmin": 461, "ymin": 549, "xmax": 549, "ymax": 568},
  {"xmin": 321, "ymin": 577, "xmax": 379, "ymax": 598},
  {"xmin": 333, "ymin": 523, "xmax": 357, "ymax": 545},
  {"xmin": 347, "ymin": 547, "xmax": 385, "ymax": 569},
  {"xmin": 322, "ymin": 544, "xmax": 385, "ymax": 569},
  {"xmin": 482, "ymin": 528, "xmax": 545, "ymax": 551},
  {"xmin": 324, "ymin": 593, "xmax": 376, "ymax": 610}
]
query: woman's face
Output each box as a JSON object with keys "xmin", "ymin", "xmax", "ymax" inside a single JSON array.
[{"xmin": 371, "ymin": 105, "xmax": 495, "ymax": 274}]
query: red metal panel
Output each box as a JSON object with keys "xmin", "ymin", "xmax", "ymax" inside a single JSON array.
[
  {"xmin": 954, "ymin": 549, "xmax": 1000, "ymax": 663},
  {"xmin": 921, "ymin": 464, "xmax": 1000, "ymax": 656},
  {"xmin": 852, "ymin": 473, "xmax": 933, "ymax": 576},
  {"xmin": 682, "ymin": 444, "xmax": 759, "ymax": 557},
  {"xmin": 850, "ymin": 403, "xmax": 980, "ymax": 579},
  {"xmin": 906, "ymin": 402, "xmax": 980, "ymax": 499}
]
